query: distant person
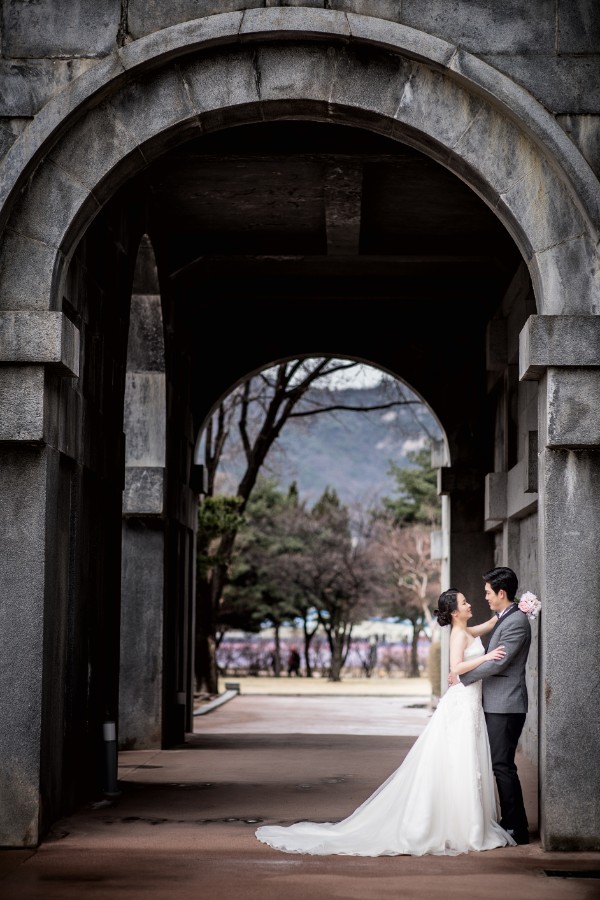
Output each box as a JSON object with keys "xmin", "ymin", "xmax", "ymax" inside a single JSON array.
[{"xmin": 287, "ymin": 647, "xmax": 301, "ymax": 677}]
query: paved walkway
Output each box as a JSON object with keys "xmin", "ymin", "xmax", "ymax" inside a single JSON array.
[{"xmin": 1, "ymin": 681, "xmax": 599, "ymax": 899}]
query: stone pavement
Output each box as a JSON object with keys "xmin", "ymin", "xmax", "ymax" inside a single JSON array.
[{"xmin": 1, "ymin": 679, "xmax": 599, "ymax": 899}]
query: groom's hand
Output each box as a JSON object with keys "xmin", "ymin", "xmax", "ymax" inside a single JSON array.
[{"xmin": 447, "ymin": 673, "xmax": 459, "ymax": 686}]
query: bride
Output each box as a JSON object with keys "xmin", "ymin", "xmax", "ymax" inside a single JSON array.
[{"xmin": 255, "ymin": 588, "xmax": 517, "ymax": 856}]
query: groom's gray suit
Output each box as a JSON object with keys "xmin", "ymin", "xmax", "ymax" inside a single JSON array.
[{"xmin": 460, "ymin": 604, "xmax": 532, "ymax": 839}]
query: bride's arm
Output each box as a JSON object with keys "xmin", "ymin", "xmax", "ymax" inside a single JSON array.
[
  {"xmin": 467, "ymin": 615, "xmax": 497, "ymax": 638},
  {"xmin": 449, "ymin": 630, "xmax": 506, "ymax": 675}
]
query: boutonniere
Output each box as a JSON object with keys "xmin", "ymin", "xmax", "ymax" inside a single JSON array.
[{"xmin": 517, "ymin": 591, "xmax": 541, "ymax": 620}]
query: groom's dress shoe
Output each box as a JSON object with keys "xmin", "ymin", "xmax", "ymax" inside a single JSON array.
[{"xmin": 506, "ymin": 829, "xmax": 530, "ymax": 845}]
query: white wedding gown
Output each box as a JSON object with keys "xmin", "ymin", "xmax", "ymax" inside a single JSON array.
[{"xmin": 256, "ymin": 637, "xmax": 516, "ymax": 856}]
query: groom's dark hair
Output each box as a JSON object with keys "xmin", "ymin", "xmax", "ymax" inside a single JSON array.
[{"xmin": 483, "ymin": 566, "xmax": 518, "ymax": 600}]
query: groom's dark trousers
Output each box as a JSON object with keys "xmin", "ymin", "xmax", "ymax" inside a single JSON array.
[{"xmin": 485, "ymin": 711, "xmax": 528, "ymax": 836}]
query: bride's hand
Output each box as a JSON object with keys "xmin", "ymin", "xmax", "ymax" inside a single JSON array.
[{"xmin": 486, "ymin": 644, "xmax": 506, "ymax": 661}]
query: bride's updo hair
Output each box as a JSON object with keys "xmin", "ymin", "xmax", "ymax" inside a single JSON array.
[{"xmin": 434, "ymin": 588, "xmax": 460, "ymax": 627}]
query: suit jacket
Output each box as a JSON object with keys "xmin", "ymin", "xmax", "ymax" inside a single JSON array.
[{"xmin": 460, "ymin": 604, "xmax": 532, "ymax": 714}]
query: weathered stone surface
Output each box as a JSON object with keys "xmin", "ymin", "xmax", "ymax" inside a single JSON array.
[
  {"xmin": 481, "ymin": 53, "xmax": 600, "ymax": 116},
  {"xmin": 0, "ymin": 446, "xmax": 48, "ymax": 846},
  {"xmin": 557, "ymin": 0, "xmax": 600, "ymax": 55},
  {"xmin": 123, "ymin": 467, "xmax": 165, "ymax": 515},
  {"xmin": 517, "ymin": 512, "xmax": 539, "ymax": 763},
  {"xmin": 0, "ymin": 366, "xmax": 44, "ymax": 441},
  {"xmin": 127, "ymin": 296, "xmax": 165, "ymax": 372},
  {"xmin": 47, "ymin": 98, "xmax": 144, "ymax": 196},
  {"xmin": 557, "ymin": 114, "xmax": 600, "ymax": 179},
  {"xmin": 179, "ymin": 47, "xmax": 259, "ymax": 116},
  {"xmin": 484, "ymin": 471, "xmax": 506, "ymax": 527},
  {"xmin": 0, "ymin": 311, "xmax": 79, "ymax": 375},
  {"xmin": 531, "ymin": 236, "xmax": 600, "ymax": 316},
  {"xmin": 332, "ymin": 46, "xmax": 418, "ymax": 120},
  {"xmin": 8, "ymin": 159, "xmax": 98, "ymax": 251},
  {"xmin": 538, "ymin": 447, "xmax": 600, "ymax": 848},
  {"xmin": 240, "ymin": 5, "xmax": 350, "ymax": 39},
  {"xmin": 0, "ymin": 230, "xmax": 62, "ymax": 310},
  {"xmin": 545, "ymin": 369, "xmax": 600, "ymax": 448},
  {"xmin": 124, "ymin": 373, "xmax": 166, "ymax": 466},
  {"xmin": 331, "ymin": 0, "xmax": 401, "ymax": 20},
  {"xmin": 119, "ymin": 520, "xmax": 165, "ymax": 749},
  {"xmin": 257, "ymin": 43, "xmax": 340, "ymax": 107},
  {"xmin": 346, "ymin": 12, "xmax": 454, "ymax": 67},
  {"xmin": 127, "ymin": 1, "xmax": 259, "ymax": 40},
  {"xmin": 0, "ymin": 117, "xmax": 27, "ymax": 162},
  {"xmin": 403, "ymin": 0, "xmax": 555, "ymax": 55},
  {"xmin": 108, "ymin": 65, "xmax": 197, "ymax": 156},
  {"xmin": 0, "ymin": 58, "xmax": 99, "ymax": 118},
  {"xmin": 2, "ymin": 0, "xmax": 121, "ymax": 58},
  {"xmin": 520, "ymin": 315, "xmax": 600, "ymax": 380}
]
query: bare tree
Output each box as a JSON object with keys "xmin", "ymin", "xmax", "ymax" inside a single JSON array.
[
  {"xmin": 196, "ymin": 358, "xmax": 425, "ymax": 693},
  {"xmin": 371, "ymin": 523, "xmax": 440, "ymax": 677}
]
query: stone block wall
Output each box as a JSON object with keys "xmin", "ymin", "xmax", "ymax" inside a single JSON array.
[{"xmin": 0, "ymin": 1, "xmax": 598, "ymax": 174}]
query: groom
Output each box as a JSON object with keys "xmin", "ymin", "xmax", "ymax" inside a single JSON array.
[{"xmin": 448, "ymin": 566, "xmax": 532, "ymax": 844}]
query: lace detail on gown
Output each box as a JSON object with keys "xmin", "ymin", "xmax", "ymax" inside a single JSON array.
[{"xmin": 255, "ymin": 636, "xmax": 516, "ymax": 857}]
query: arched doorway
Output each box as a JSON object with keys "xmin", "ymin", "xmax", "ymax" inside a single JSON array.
[{"xmin": 0, "ymin": 12, "xmax": 598, "ymax": 850}]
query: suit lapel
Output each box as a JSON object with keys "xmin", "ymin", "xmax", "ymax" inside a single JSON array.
[{"xmin": 487, "ymin": 602, "xmax": 519, "ymax": 644}]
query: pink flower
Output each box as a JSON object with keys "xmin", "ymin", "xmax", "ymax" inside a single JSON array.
[{"xmin": 518, "ymin": 591, "xmax": 541, "ymax": 620}]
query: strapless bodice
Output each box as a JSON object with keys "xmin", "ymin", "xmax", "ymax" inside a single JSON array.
[{"xmin": 464, "ymin": 636, "xmax": 484, "ymax": 659}]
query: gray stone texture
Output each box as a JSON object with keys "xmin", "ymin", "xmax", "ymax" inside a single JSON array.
[
  {"xmin": 47, "ymin": 98, "xmax": 146, "ymax": 204},
  {"xmin": 119, "ymin": 520, "xmax": 165, "ymax": 749},
  {"xmin": 126, "ymin": 295, "xmax": 165, "ymax": 372},
  {"xmin": 107, "ymin": 65, "xmax": 198, "ymax": 162},
  {"xmin": 557, "ymin": 115, "xmax": 600, "ymax": 179},
  {"xmin": 520, "ymin": 315, "xmax": 600, "ymax": 380},
  {"xmin": 0, "ymin": 115, "xmax": 27, "ymax": 160},
  {"xmin": 0, "ymin": 230, "xmax": 64, "ymax": 310},
  {"xmin": 537, "ymin": 447, "xmax": 600, "ymax": 848},
  {"xmin": 123, "ymin": 467, "xmax": 165, "ymax": 516},
  {"xmin": 0, "ymin": 310, "xmax": 79, "ymax": 375},
  {"xmin": 8, "ymin": 158, "xmax": 99, "ymax": 250},
  {"xmin": 545, "ymin": 369, "xmax": 600, "ymax": 448},
  {"xmin": 0, "ymin": 58, "xmax": 99, "ymax": 118},
  {"xmin": 2, "ymin": 0, "xmax": 121, "ymax": 58},
  {"xmin": 124, "ymin": 373, "xmax": 166, "ymax": 466},
  {"xmin": 0, "ymin": 446, "xmax": 48, "ymax": 845},
  {"xmin": 480, "ymin": 53, "xmax": 600, "ymax": 116},
  {"xmin": 0, "ymin": 365, "xmax": 44, "ymax": 440},
  {"xmin": 532, "ymin": 235, "xmax": 600, "ymax": 316},
  {"xmin": 127, "ymin": 1, "xmax": 262, "ymax": 40},
  {"xmin": 557, "ymin": 0, "xmax": 600, "ymax": 54},
  {"xmin": 517, "ymin": 513, "xmax": 540, "ymax": 763}
]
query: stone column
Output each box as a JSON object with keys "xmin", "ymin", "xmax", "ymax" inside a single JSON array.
[
  {"xmin": 0, "ymin": 312, "xmax": 79, "ymax": 846},
  {"xmin": 521, "ymin": 314, "xmax": 600, "ymax": 850},
  {"xmin": 119, "ymin": 292, "xmax": 166, "ymax": 750},
  {"xmin": 436, "ymin": 463, "xmax": 495, "ymax": 697}
]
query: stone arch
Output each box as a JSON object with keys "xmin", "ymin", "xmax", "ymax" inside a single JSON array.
[
  {"xmin": 0, "ymin": 8, "xmax": 599, "ymax": 852},
  {"xmin": 0, "ymin": 9, "xmax": 598, "ymax": 320}
]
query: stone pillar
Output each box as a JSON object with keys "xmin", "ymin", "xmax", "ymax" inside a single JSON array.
[
  {"xmin": 119, "ymin": 289, "xmax": 167, "ymax": 750},
  {"xmin": 436, "ymin": 463, "xmax": 495, "ymax": 697},
  {"xmin": 438, "ymin": 466, "xmax": 495, "ymax": 613},
  {"xmin": 521, "ymin": 315, "xmax": 600, "ymax": 850},
  {"xmin": 0, "ymin": 313, "xmax": 79, "ymax": 846}
]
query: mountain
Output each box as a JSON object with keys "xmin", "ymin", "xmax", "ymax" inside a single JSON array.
[{"xmin": 259, "ymin": 384, "xmax": 441, "ymax": 509}]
